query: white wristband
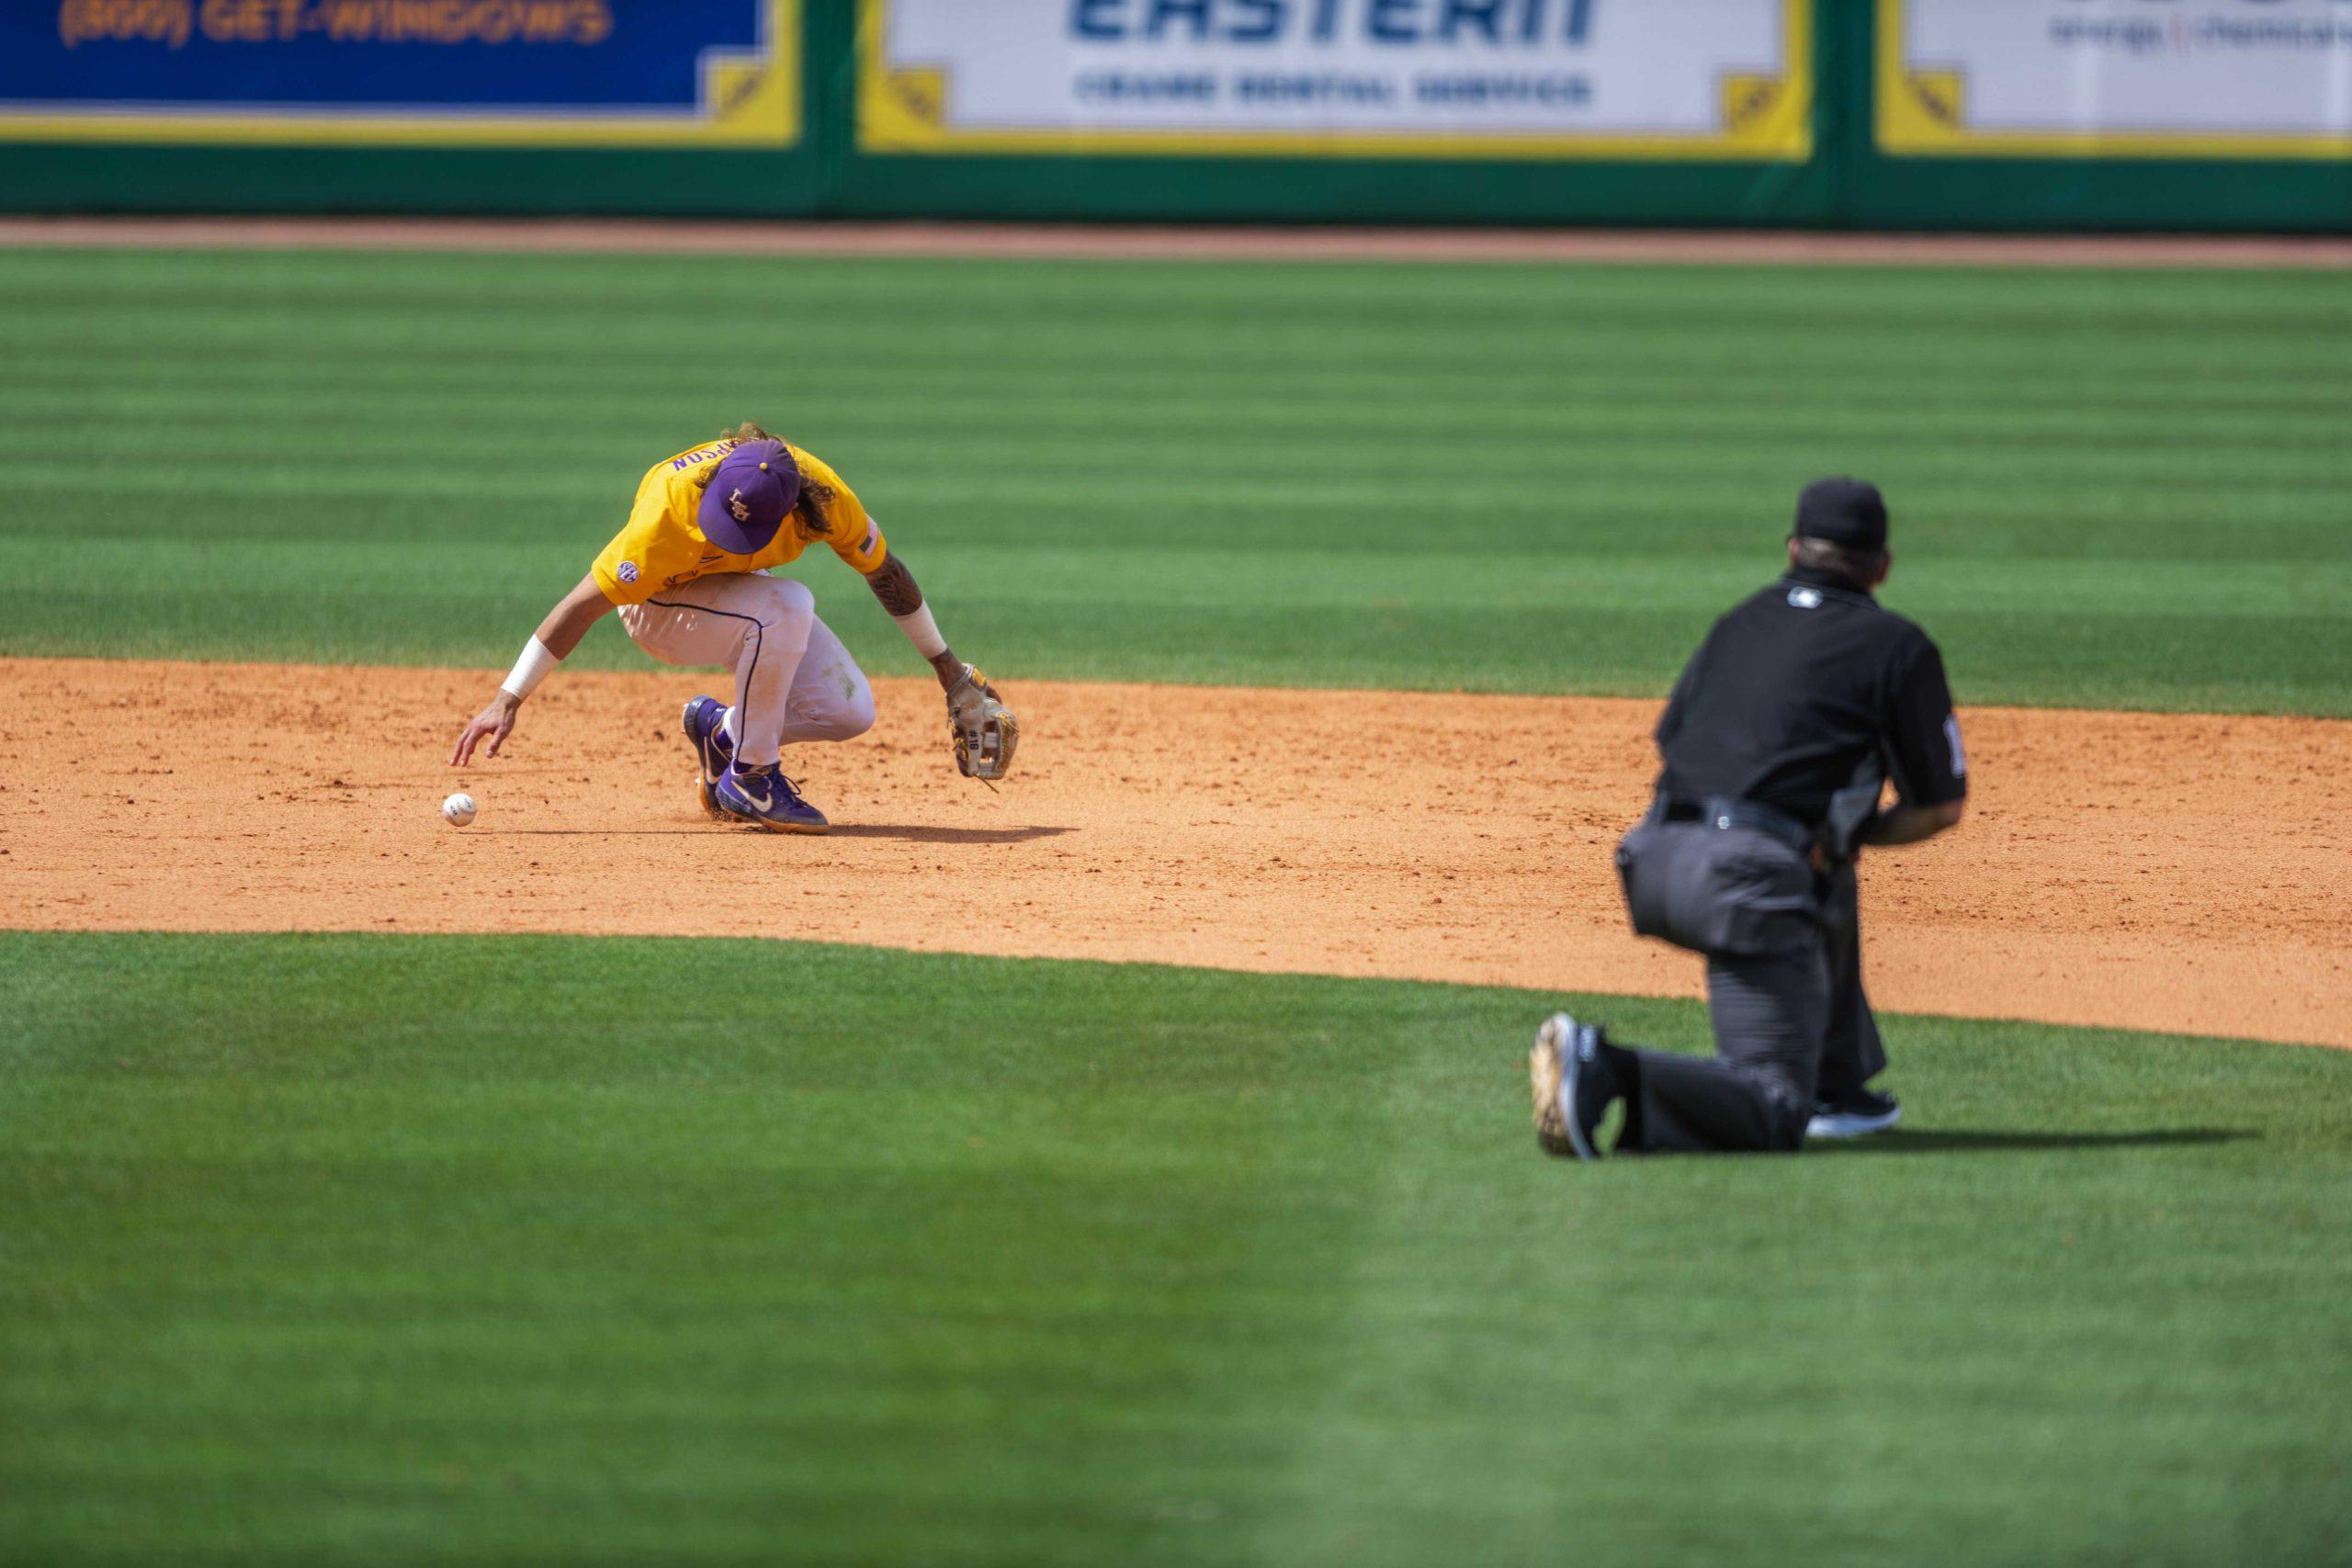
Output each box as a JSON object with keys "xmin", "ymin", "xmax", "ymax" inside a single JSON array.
[
  {"xmin": 500, "ymin": 636, "xmax": 560, "ymax": 700},
  {"xmin": 892, "ymin": 603, "xmax": 948, "ymax": 660}
]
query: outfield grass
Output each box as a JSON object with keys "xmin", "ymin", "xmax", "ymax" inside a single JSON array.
[
  {"xmin": 1, "ymin": 250, "xmax": 2346, "ymax": 713},
  {"xmin": 5, "ymin": 244, "xmax": 2346, "ymax": 1565},
  {"xmin": 5, "ymin": 931, "xmax": 2348, "ymax": 1566}
]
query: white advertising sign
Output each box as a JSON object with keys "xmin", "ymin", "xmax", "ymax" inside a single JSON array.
[
  {"xmin": 860, "ymin": 0, "xmax": 1812, "ymax": 158},
  {"xmin": 1882, "ymin": 0, "xmax": 2352, "ymax": 157}
]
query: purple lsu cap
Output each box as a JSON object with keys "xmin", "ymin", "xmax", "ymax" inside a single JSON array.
[{"xmin": 697, "ymin": 439, "xmax": 802, "ymax": 554}]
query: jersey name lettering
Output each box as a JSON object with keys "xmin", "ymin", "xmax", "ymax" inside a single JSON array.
[{"xmin": 668, "ymin": 443, "xmax": 736, "ymax": 472}]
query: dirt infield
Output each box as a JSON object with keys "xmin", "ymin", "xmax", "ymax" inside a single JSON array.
[
  {"xmin": 3, "ymin": 657, "xmax": 2344, "ymax": 1049},
  {"xmin": 5, "ymin": 217, "xmax": 2349, "ymax": 269}
]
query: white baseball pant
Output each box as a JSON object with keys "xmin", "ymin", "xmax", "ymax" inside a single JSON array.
[{"xmin": 616, "ymin": 573, "xmax": 876, "ymax": 768}]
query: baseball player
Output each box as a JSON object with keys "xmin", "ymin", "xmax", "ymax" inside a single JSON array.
[
  {"xmin": 1530, "ymin": 479, "xmax": 1966, "ymax": 1157},
  {"xmin": 449, "ymin": 423, "xmax": 1016, "ymax": 831}
]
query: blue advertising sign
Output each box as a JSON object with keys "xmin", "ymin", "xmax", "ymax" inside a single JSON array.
[{"xmin": 0, "ymin": 0, "xmax": 798, "ymax": 145}]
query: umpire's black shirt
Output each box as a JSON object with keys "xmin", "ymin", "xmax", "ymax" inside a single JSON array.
[{"xmin": 1654, "ymin": 566, "xmax": 1967, "ymax": 828}]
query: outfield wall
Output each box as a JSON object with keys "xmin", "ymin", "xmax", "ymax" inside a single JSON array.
[{"xmin": 3, "ymin": 1, "xmax": 2348, "ymax": 230}]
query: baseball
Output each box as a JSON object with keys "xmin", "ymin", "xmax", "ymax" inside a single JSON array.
[{"xmin": 442, "ymin": 792, "xmax": 478, "ymax": 828}]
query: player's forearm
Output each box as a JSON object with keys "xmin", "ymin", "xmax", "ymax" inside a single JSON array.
[
  {"xmin": 494, "ymin": 575, "xmax": 613, "ymax": 707},
  {"xmin": 1860, "ymin": 798, "xmax": 1965, "ymax": 847},
  {"xmin": 534, "ymin": 576, "xmax": 615, "ymax": 660},
  {"xmin": 865, "ymin": 554, "xmax": 923, "ymax": 616},
  {"xmin": 866, "ymin": 555, "xmax": 966, "ymax": 688}
]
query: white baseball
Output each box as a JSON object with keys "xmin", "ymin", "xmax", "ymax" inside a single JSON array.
[{"xmin": 442, "ymin": 792, "xmax": 478, "ymax": 828}]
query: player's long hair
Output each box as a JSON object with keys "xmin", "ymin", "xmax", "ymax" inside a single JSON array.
[{"xmin": 704, "ymin": 421, "xmax": 842, "ymax": 536}]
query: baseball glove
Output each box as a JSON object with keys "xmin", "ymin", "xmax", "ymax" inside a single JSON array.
[{"xmin": 945, "ymin": 665, "xmax": 1018, "ymax": 781}]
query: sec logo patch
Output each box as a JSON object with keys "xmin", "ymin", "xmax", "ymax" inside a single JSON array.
[{"xmin": 617, "ymin": 561, "xmax": 639, "ymax": 584}]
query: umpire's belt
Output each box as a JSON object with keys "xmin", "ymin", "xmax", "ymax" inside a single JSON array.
[{"xmin": 1657, "ymin": 795, "xmax": 1818, "ymax": 855}]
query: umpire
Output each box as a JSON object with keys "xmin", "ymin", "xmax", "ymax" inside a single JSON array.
[{"xmin": 1529, "ymin": 479, "xmax": 1967, "ymax": 1158}]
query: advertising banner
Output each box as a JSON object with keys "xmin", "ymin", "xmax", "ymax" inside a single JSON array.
[
  {"xmin": 0, "ymin": 0, "xmax": 799, "ymax": 146},
  {"xmin": 1880, "ymin": 0, "xmax": 2352, "ymax": 158},
  {"xmin": 858, "ymin": 0, "xmax": 1813, "ymax": 160}
]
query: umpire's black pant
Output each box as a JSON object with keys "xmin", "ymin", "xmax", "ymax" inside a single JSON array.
[{"xmin": 1611, "ymin": 811, "xmax": 1882, "ymax": 1154}]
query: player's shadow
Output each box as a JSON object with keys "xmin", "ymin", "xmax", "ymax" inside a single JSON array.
[
  {"xmin": 482, "ymin": 824, "xmax": 1075, "ymax": 842},
  {"xmin": 1816, "ymin": 1128, "xmax": 2253, "ymax": 1155},
  {"xmin": 827, "ymin": 824, "xmax": 1075, "ymax": 845}
]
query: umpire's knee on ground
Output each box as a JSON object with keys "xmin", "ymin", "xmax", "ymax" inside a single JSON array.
[{"xmin": 1614, "ymin": 809, "xmax": 1834, "ymax": 1153}]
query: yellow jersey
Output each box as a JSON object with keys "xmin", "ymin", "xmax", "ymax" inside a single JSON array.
[{"xmin": 592, "ymin": 439, "xmax": 888, "ymax": 606}]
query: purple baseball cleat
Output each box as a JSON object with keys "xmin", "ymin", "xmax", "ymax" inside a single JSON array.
[
  {"xmin": 682, "ymin": 695, "xmax": 736, "ymax": 820},
  {"xmin": 713, "ymin": 762, "xmax": 829, "ymax": 836}
]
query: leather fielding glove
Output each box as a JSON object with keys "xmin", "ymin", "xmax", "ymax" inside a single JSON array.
[{"xmin": 945, "ymin": 665, "xmax": 1018, "ymax": 781}]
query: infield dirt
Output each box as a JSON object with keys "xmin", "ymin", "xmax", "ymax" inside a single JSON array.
[{"xmin": 2, "ymin": 657, "xmax": 2344, "ymax": 1049}]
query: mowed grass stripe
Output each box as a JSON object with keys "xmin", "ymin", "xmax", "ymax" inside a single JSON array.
[
  {"xmin": 3, "ymin": 931, "xmax": 2349, "ymax": 1566},
  {"xmin": 1, "ymin": 250, "xmax": 2345, "ymax": 712},
  {"xmin": 10, "ymin": 363, "xmax": 2342, "ymax": 443},
  {"xmin": 8, "ymin": 538, "xmax": 2343, "ymax": 712}
]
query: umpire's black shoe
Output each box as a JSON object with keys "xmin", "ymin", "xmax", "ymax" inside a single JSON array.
[
  {"xmin": 1807, "ymin": 1086, "xmax": 1902, "ymax": 1141},
  {"xmin": 1530, "ymin": 1013, "xmax": 1621, "ymax": 1161}
]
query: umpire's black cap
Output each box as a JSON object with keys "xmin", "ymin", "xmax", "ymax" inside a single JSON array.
[{"xmin": 1793, "ymin": 478, "xmax": 1889, "ymax": 552}]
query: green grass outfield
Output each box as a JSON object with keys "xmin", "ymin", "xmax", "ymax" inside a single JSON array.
[
  {"xmin": 1, "ymin": 249, "xmax": 2347, "ymax": 712},
  {"xmin": 6, "ymin": 248, "xmax": 2349, "ymax": 1562},
  {"xmin": 5, "ymin": 932, "xmax": 2349, "ymax": 1568}
]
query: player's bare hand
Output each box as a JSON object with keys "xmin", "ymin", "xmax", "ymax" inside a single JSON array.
[{"xmin": 451, "ymin": 693, "xmax": 521, "ymax": 767}]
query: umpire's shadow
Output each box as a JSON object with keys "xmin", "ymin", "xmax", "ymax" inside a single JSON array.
[
  {"xmin": 1816, "ymin": 1128, "xmax": 2254, "ymax": 1155},
  {"xmin": 827, "ymin": 824, "xmax": 1075, "ymax": 846}
]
